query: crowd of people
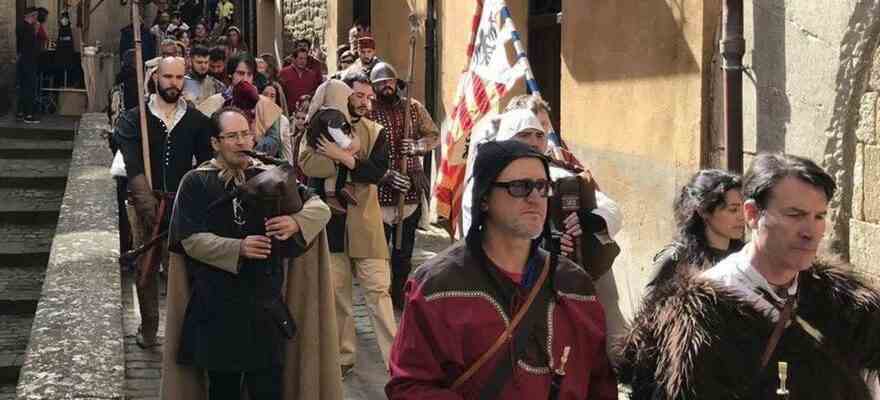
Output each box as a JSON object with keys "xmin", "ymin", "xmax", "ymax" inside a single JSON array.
[{"xmin": 99, "ymin": 8, "xmax": 880, "ymax": 400}]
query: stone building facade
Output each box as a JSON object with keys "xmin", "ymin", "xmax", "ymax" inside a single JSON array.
[{"xmin": 311, "ymin": 0, "xmax": 880, "ymax": 320}]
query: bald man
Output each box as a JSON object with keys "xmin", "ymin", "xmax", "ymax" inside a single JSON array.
[{"xmin": 114, "ymin": 56, "xmax": 216, "ymax": 348}]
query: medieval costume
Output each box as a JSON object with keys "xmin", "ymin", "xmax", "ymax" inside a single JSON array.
[
  {"xmin": 460, "ymin": 109, "xmax": 626, "ymax": 365},
  {"xmin": 345, "ymin": 34, "xmax": 382, "ymax": 77},
  {"xmin": 183, "ymin": 72, "xmax": 227, "ymax": 106},
  {"xmin": 199, "ymin": 81, "xmax": 285, "ymax": 158},
  {"xmin": 114, "ymin": 94, "xmax": 214, "ymax": 346},
  {"xmin": 369, "ymin": 62, "xmax": 440, "ymax": 310},
  {"xmin": 160, "ymin": 158, "xmax": 343, "ymax": 399},
  {"xmin": 298, "ymin": 80, "xmax": 395, "ymax": 368},
  {"xmin": 647, "ymin": 239, "xmax": 744, "ymax": 290},
  {"xmin": 386, "ymin": 140, "xmax": 617, "ymax": 399},
  {"xmin": 618, "ymin": 245, "xmax": 880, "ymax": 400}
]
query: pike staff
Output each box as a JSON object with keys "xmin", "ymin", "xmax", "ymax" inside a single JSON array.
[{"xmin": 395, "ymin": 13, "xmax": 420, "ymax": 249}]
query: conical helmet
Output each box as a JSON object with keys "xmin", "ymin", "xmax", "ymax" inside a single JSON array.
[{"xmin": 370, "ymin": 62, "xmax": 399, "ymax": 84}]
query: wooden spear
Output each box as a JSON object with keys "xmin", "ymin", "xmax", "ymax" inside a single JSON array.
[
  {"xmin": 395, "ymin": 14, "xmax": 420, "ymax": 249},
  {"xmin": 131, "ymin": 2, "xmax": 153, "ymax": 189}
]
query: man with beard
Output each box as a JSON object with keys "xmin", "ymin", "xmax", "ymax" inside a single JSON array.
[
  {"xmin": 386, "ymin": 140, "xmax": 617, "ymax": 399},
  {"xmin": 115, "ymin": 56, "xmax": 215, "ymax": 348},
  {"xmin": 209, "ymin": 47, "xmax": 228, "ymax": 85},
  {"xmin": 368, "ymin": 62, "xmax": 439, "ymax": 310},
  {"xmin": 199, "ymin": 53, "xmax": 286, "ymax": 159},
  {"xmin": 345, "ymin": 34, "xmax": 382, "ymax": 76},
  {"xmin": 299, "ymin": 73, "xmax": 395, "ymax": 374},
  {"xmin": 184, "ymin": 45, "xmax": 227, "ymax": 105}
]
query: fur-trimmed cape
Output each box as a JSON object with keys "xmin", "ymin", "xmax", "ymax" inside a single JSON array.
[{"xmin": 617, "ymin": 258, "xmax": 880, "ymax": 400}]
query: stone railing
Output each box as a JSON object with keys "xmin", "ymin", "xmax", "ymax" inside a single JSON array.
[{"xmin": 16, "ymin": 114, "xmax": 125, "ymax": 399}]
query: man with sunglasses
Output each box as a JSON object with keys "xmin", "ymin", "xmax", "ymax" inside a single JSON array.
[
  {"xmin": 387, "ymin": 139, "xmax": 617, "ymax": 399},
  {"xmin": 115, "ymin": 56, "xmax": 215, "ymax": 348}
]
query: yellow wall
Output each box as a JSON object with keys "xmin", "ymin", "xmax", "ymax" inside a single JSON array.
[
  {"xmin": 370, "ymin": 0, "xmax": 428, "ymax": 103},
  {"xmin": 559, "ymin": 0, "xmax": 719, "ymax": 309}
]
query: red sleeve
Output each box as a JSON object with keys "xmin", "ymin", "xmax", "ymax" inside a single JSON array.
[{"xmin": 385, "ymin": 279, "xmax": 465, "ymax": 400}]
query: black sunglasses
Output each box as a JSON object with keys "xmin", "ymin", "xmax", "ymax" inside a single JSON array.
[{"xmin": 491, "ymin": 179, "xmax": 553, "ymax": 198}]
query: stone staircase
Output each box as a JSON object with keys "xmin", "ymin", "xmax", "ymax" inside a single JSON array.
[{"xmin": 0, "ymin": 117, "xmax": 75, "ymax": 399}]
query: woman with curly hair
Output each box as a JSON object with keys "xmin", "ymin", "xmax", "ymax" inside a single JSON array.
[{"xmin": 647, "ymin": 169, "xmax": 745, "ymax": 289}]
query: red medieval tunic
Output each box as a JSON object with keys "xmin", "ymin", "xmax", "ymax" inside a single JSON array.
[{"xmin": 386, "ymin": 240, "xmax": 618, "ymax": 400}]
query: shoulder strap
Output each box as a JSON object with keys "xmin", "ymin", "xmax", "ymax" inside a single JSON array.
[
  {"xmin": 760, "ymin": 295, "xmax": 795, "ymax": 370},
  {"xmin": 450, "ymin": 256, "xmax": 551, "ymax": 391}
]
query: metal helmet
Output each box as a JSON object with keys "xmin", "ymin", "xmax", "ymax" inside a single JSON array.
[{"xmin": 370, "ymin": 62, "xmax": 399, "ymax": 84}]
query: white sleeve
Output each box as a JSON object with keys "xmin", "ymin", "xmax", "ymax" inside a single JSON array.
[{"xmin": 593, "ymin": 190, "xmax": 623, "ymax": 239}]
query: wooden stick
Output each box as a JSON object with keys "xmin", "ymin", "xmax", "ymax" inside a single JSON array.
[
  {"xmin": 395, "ymin": 14, "xmax": 420, "ymax": 249},
  {"xmin": 131, "ymin": 2, "xmax": 153, "ymax": 189}
]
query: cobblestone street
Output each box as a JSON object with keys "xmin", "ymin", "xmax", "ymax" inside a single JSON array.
[{"xmin": 122, "ymin": 225, "xmax": 453, "ymax": 400}]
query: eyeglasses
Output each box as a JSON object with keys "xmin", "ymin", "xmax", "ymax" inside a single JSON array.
[
  {"xmin": 217, "ymin": 131, "xmax": 255, "ymax": 142},
  {"xmin": 491, "ymin": 179, "xmax": 553, "ymax": 198}
]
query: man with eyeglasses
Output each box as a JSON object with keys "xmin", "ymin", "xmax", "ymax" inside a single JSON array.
[
  {"xmin": 386, "ymin": 139, "xmax": 617, "ymax": 399},
  {"xmin": 114, "ymin": 56, "xmax": 215, "ymax": 348},
  {"xmin": 160, "ymin": 106, "xmax": 342, "ymax": 399}
]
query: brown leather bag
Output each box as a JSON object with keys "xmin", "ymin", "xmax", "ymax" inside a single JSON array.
[{"xmin": 549, "ymin": 174, "xmax": 620, "ymax": 279}]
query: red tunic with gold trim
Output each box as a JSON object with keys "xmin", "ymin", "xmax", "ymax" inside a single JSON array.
[
  {"xmin": 369, "ymin": 98, "xmax": 431, "ymax": 207},
  {"xmin": 386, "ymin": 241, "xmax": 618, "ymax": 399}
]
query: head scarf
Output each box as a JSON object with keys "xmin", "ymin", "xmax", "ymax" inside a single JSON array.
[
  {"xmin": 496, "ymin": 108, "xmax": 545, "ymax": 142},
  {"xmin": 306, "ymin": 79, "xmax": 353, "ymax": 123}
]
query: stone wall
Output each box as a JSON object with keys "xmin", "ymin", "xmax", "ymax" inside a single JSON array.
[
  {"xmin": 282, "ymin": 0, "xmax": 327, "ymax": 55},
  {"xmin": 849, "ymin": 43, "xmax": 880, "ymax": 279},
  {"xmin": 0, "ymin": 0, "xmax": 16, "ymax": 114},
  {"xmin": 724, "ymin": 0, "xmax": 880, "ymax": 278},
  {"xmin": 15, "ymin": 114, "xmax": 124, "ymax": 399}
]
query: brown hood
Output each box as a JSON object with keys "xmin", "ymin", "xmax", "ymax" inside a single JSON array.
[{"xmin": 306, "ymin": 79, "xmax": 353, "ymax": 123}]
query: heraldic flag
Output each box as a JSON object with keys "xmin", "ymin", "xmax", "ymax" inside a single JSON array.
[{"xmin": 434, "ymin": 0, "xmax": 528, "ymax": 236}]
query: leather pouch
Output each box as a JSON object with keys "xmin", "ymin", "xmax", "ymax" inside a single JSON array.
[{"xmin": 266, "ymin": 299, "xmax": 297, "ymax": 339}]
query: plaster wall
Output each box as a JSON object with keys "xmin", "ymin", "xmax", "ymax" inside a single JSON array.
[{"xmin": 559, "ymin": 0, "xmax": 720, "ymax": 315}]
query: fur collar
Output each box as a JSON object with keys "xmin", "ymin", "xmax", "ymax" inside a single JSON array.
[{"xmin": 618, "ymin": 257, "xmax": 880, "ymax": 399}]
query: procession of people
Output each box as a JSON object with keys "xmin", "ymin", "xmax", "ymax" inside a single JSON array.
[{"xmin": 93, "ymin": 3, "xmax": 880, "ymax": 400}]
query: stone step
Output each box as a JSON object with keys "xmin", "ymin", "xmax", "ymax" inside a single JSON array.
[
  {"xmin": 0, "ymin": 138, "xmax": 74, "ymax": 159},
  {"xmin": 0, "ymin": 116, "xmax": 77, "ymax": 141},
  {"xmin": 0, "ymin": 315, "xmax": 33, "ymax": 385},
  {"xmin": 0, "ymin": 267, "xmax": 45, "ymax": 315},
  {"xmin": 0, "ymin": 224, "xmax": 56, "ymax": 268},
  {"xmin": 0, "ymin": 159, "xmax": 70, "ymax": 189},
  {"xmin": 0, "ymin": 188, "xmax": 64, "ymax": 225}
]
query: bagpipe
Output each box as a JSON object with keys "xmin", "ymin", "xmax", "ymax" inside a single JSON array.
[
  {"xmin": 547, "ymin": 171, "xmax": 620, "ymax": 280},
  {"xmin": 120, "ymin": 150, "xmax": 312, "ymax": 273}
]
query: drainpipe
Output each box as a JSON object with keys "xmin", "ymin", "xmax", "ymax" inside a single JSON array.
[
  {"xmin": 721, "ymin": 0, "xmax": 745, "ymax": 173},
  {"xmin": 424, "ymin": 0, "xmax": 437, "ymax": 176}
]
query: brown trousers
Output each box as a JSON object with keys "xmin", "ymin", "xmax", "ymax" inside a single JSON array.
[{"xmin": 126, "ymin": 203, "xmax": 165, "ymax": 341}]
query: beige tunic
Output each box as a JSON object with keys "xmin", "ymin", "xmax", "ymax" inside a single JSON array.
[
  {"xmin": 299, "ymin": 117, "xmax": 390, "ymax": 260},
  {"xmin": 160, "ymin": 194, "xmax": 343, "ymax": 399}
]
